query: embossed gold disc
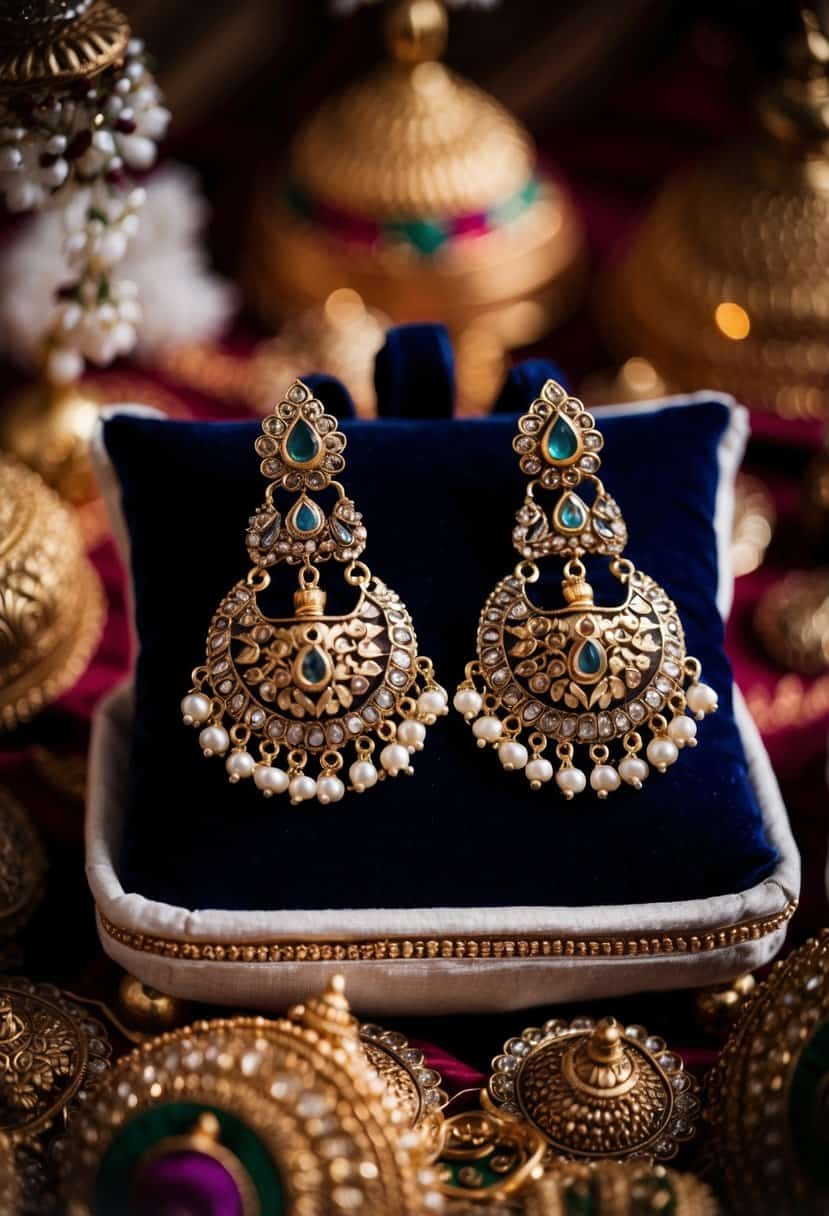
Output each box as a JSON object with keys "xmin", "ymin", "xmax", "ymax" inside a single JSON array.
[
  {"xmin": 360, "ymin": 1022, "xmax": 446, "ymax": 1131},
  {"xmin": 0, "ymin": 791, "xmax": 46, "ymax": 939}
]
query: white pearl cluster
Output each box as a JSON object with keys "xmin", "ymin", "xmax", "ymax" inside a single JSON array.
[
  {"xmin": 181, "ymin": 685, "xmax": 448, "ymax": 806},
  {"xmin": 454, "ymin": 677, "xmax": 718, "ymax": 800}
]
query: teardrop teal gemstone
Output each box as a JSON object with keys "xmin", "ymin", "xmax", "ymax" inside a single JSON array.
[
  {"xmin": 545, "ymin": 413, "xmax": 579, "ymax": 462},
  {"xmin": 294, "ymin": 501, "xmax": 320, "ymax": 532},
  {"xmin": 301, "ymin": 648, "xmax": 327, "ymax": 684},
  {"xmin": 285, "ymin": 417, "xmax": 319, "ymax": 464},
  {"xmin": 332, "ymin": 519, "xmax": 353, "ymax": 544},
  {"xmin": 558, "ymin": 494, "xmax": 586, "ymax": 530},
  {"xmin": 576, "ymin": 640, "xmax": 602, "ymax": 675}
]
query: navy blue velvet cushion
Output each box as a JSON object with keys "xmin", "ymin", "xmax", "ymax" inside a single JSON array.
[{"xmin": 104, "ymin": 382, "xmax": 778, "ymax": 913}]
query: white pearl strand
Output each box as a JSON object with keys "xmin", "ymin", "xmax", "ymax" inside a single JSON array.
[{"xmin": 184, "ymin": 683, "xmax": 445, "ymax": 804}]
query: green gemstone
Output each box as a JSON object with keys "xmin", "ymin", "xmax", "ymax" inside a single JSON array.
[
  {"xmin": 285, "ymin": 417, "xmax": 319, "ymax": 464},
  {"xmin": 386, "ymin": 218, "xmax": 447, "ymax": 255},
  {"xmin": 546, "ymin": 413, "xmax": 579, "ymax": 462},
  {"xmin": 294, "ymin": 501, "xmax": 320, "ymax": 533},
  {"xmin": 576, "ymin": 640, "xmax": 602, "ymax": 675},
  {"xmin": 301, "ymin": 648, "xmax": 328, "ymax": 685},
  {"xmin": 558, "ymin": 493, "xmax": 586, "ymax": 530}
]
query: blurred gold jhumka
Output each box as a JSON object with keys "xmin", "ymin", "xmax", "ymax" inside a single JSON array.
[
  {"xmin": 246, "ymin": 0, "xmax": 584, "ymax": 358},
  {"xmin": 605, "ymin": 10, "xmax": 829, "ymax": 421}
]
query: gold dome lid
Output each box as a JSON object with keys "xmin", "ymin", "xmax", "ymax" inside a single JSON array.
[
  {"xmin": 604, "ymin": 12, "xmax": 829, "ymax": 421},
  {"xmin": 708, "ymin": 930, "xmax": 829, "ymax": 1216},
  {"xmin": 0, "ymin": 0, "xmax": 130, "ymax": 93},
  {"xmin": 0, "ymin": 452, "xmax": 105, "ymax": 730},
  {"xmin": 486, "ymin": 1016, "xmax": 700, "ymax": 1163},
  {"xmin": 248, "ymin": 0, "xmax": 584, "ymax": 349}
]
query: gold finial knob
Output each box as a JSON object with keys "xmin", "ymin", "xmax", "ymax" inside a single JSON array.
[
  {"xmin": 290, "ymin": 974, "xmax": 360, "ymax": 1041},
  {"xmin": 563, "ymin": 578, "xmax": 594, "ymax": 607},
  {"xmin": 384, "ymin": 0, "xmax": 448, "ymax": 65},
  {"xmin": 586, "ymin": 1017, "xmax": 624, "ymax": 1065},
  {"xmin": 566, "ymin": 1018, "xmax": 636, "ymax": 1094},
  {"xmin": 294, "ymin": 587, "xmax": 328, "ymax": 618}
]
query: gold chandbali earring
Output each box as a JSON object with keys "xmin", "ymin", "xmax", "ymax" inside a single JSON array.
[
  {"xmin": 453, "ymin": 379, "xmax": 718, "ymax": 799},
  {"xmin": 181, "ymin": 379, "xmax": 447, "ymax": 805}
]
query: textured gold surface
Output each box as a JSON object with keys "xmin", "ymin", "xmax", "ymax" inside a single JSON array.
[
  {"xmin": 519, "ymin": 1161, "xmax": 719, "ymax": 1215},
  {"xmin": 248, "ymin": 0, "xmax": 583, "ymax": 348},
  {"xmin": 605, "ymin": 16, "xmax": 829, "ymax": 419},
  {"xmin": 62, "ymin": 977, "xmax": 438, "ymax": 1215},
  {"xmin": 487, "ymin": 1016, "xmax": 700, "ymax": 1162},
  {"xmin": 0, "ymin": 976, "xmax": 110, "ymax": 1143},
  {"xmin": 360, "ymin": 1021, "xmax": 446, "ymax": 1147},
  {"xmin": 708, "ymin": 930, "xmax": 829, "ymax": 1216},
  {"xmin": 99, "ymin": 899, "xmax": 797, "ymax": 965},
  {"xmin": 0, "ymin": 789, "xmax": 46, "ymax": 940},
  {"xmin": 0, "ymin": 453, "xmax": 105, "ymax": 731},
  {"xmin": 0, "ymin": 0, "xmax": 129, "ymax": 92},
  {"xmin": 0, "ymin": 1134, "xmax": 17, "ymax": 1216}
]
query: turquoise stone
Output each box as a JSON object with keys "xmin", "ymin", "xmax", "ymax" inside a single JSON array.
[
  {"xmin": 285, "ymin": 417, "xmax": 319, "ymax": 464},
  {"xmin": 294, "ymin": 501, "xmax": 320, "ymax": 533},
  {"xmin": 558, "ymin": 493, "xmax": 586, "ymax": 530},
  {"xmin": 545, "ymin": 413, "xmax": 579, "ymax": 462},
  {"xmin": 332, "ymin": 519, "xmax": 353, "ymax": 544},
  {"xmin": 576, "ymin": 640, "xmax": 602, "ymax": 675},
  {"xmin": 301, "ymin": 648, "xmax": 327, "ymax": 684}
]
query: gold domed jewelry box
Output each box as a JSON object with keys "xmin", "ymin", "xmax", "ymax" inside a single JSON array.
[
  {"xmin": 486, "ymin": 1016, "xmax": 700, "ymax": 1163},
  {"xmin": 0, "ymin": 788, "xmax": 47, "ymax": 939},
  {"xmin": 247, "ymin": 0, "xmax": 584, "ymax": 350},
  {"xmin": 707, "ymin": 930, "xmax": 829, "ymax": 1215},
  {"xmin": 0, "ymin": 452, "xmax": 105, "ymax": 730},
  {"xmin": 61, "ymin": 976, "xmax": 441, "ymax": 1215},
  {"xmin": 604, "ymin": 13, "xmax": 829, "ymax": 420}
]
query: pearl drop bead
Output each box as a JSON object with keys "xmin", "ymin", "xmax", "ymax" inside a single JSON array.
[
  {"xmin": 590, "ymin": 764, "xmax": 620, "ymax": 798},
  {"xmin": 380, "ymin": 743, "xmax": 411, "ymax": 776},
  {"xmin": 290, "ymin": 774, "xmax": 317, "ymax": 803},
  {"xmin": 686, "ymin": 682, "xmax": 718, "ymax": 719},
  {"xmin": 498, "ymin": 740, "xmax": 528, "ymax": 771},
  {"xmin": 199, "ymin": 725, "xmax": 229, "ymax": 757},
  {"xmin": 647, "ymin": 737, "xmax": 679, "ymax": 772},
  {"xmin": 453, "ymin": 688, "xmax": 482, "ymax": 718},
  {"xmin": 349, "ymin": 760, "xmax": 378, "ymax": 793},
  {"xmin": 619, "ymin": 756, "xmax": 649, "ymax": 788},
  {"xmin": 472, "ymin": 716, "xmax": 503, "ymax": 745},
  {"xmin": 398, "ymin": 719, "xmax": 426, "ymax": 752},
  {"xmin": 526, "ymin": 757, "xmax": 553, "ymax": 787},
  {"xmin": 417, "ymin": 688, "xmax": 448, "ymax": 719},
  {"xmin": 253, "ymin": 765, "xmax": 289, "ymax": 796},
  {"xmin": 181, "ymin": 693, "xmax": 211, "ymax": 725},
  {"xmin": 226, "ymin": 750, "xmax": 255, "ymax": 782},
  {"xmin": 668, "ymin": 714, "xmax": 697, "ymax": 747},
  {"xmin": 556, "ymin": 766, "xmax": 586, "ymax": 798},
  {"xmin": 317, "ymin": 775, "xmax": 345, "ymax": 804}
]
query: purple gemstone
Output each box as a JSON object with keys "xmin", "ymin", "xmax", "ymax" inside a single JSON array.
[{"xmin": 133, "ymin": 1149, "xmax": 245, "ymax": 1216}]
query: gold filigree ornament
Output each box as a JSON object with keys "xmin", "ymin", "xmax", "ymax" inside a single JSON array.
[
  {"xmin": 453, "ymin": 379, "xmax": 718, "ymax": 799},
  {"xmin": 181, "ymin": 378, "xmax": 447, "ymax": 806},
  {"xmin": 0, "ymin": 977, "xmax": 111, "ymax": 1144},
  {"xmin": 485, "ymin": 1016, "xmax": 701, "ymax": 1164},
  {"xmin": 435, "ymin": 1108, "xmax": 546, "ymax": 1203},
  {"xmin": 0, "ymin": 788, "xmax": 46, "ymax": 940},
  {"xmin": 61, "ymin": 976, "xmax": 442, "ymax": 1215},
  {"xmin": 707, "ymin": 930, "xmax": 829, "ymax": 1216},
  {"xmin": 360, "ymin": 1022, "xmax": 447, "ymax": 1148}
]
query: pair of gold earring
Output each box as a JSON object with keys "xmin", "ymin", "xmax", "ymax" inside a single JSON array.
[{"xmin": 181, "ymin": 378, "xmax": 718, "ymax": 806}]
